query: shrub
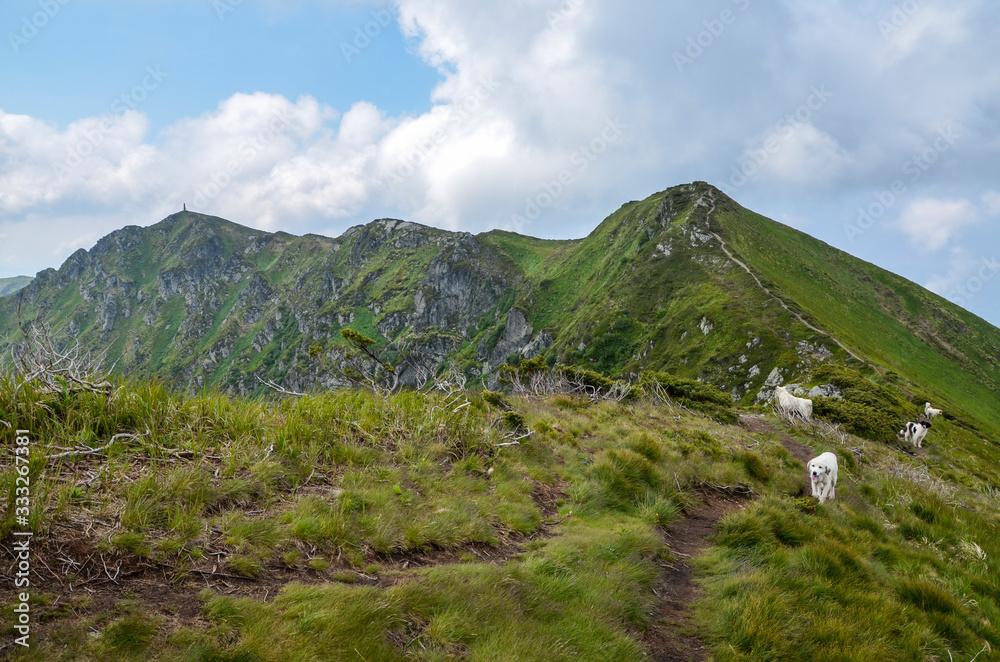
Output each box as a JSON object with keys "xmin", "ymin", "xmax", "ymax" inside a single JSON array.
[
  {"xmin": 558, "ymin": 365, "xmax": 615, "ymax": 391},
  {"xmin": 812, "ymin": 396, "xmax": 899, "ymax": 443},
  {"xmin": 482, "ymin": 390, "xmax": 511, "ymax": 410},
  {"xmin": 641, "ymin": 371, "xmax": 737, "ymax": 422},
  {"xmin": 500, "ymin": 411, "xmax": 527, "ymax": 432},
  {"xmin": 582, "ymin": 314, "xmax": 642, "ymax": 373}
]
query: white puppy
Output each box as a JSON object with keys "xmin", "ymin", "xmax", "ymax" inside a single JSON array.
[
  {"xmin": 774, "ymin": 385, "xmax": 813, "ymax": 421},
  {"xmin": 901, "ymin": 420, "xmax": 931, "ymax": 448},
  {"xmin": 924, "ymin": 402, "xmax": 942, "ymax": 418},
  {"xmin": 807, "ymin": 452, "xmax": 838, "ymax": 504}
]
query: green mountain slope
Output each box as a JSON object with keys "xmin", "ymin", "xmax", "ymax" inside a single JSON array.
[
  {"xmin": 0, "ymin": 275, "xmax": 32, "ymax": 297},
  {"xmin": 706, "ymin": 192, "xmax": 1000, "ymax": 434},
  {"xmin": 2, "ymin": 183, "xmax": 998, "ymax": 438}
]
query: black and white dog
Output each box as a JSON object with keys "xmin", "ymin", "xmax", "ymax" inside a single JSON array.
[{"xmin": 900, "ymin": 420, "xmax": 931, "ymax": 448}]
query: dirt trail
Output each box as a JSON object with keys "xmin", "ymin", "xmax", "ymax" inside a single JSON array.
[
  {"xmin": 643, "ymin": 494, "xmax": 747, "ymax": 661},
  {"xmin": 738, "ymin": 413, "xmax": 815, "ymax": 464},
  {"xmin": 644, "ymin": 414, "xmax": 815, "ymax": 660}
]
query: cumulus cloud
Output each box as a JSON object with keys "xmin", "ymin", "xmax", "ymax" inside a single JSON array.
[
  {"xmin": 895, "ymin": 198, "xmax": 978, "ymax": 252},
  {"xmin": 983, "ymin": 191, "xmax": 1000, "ymax": 216},
  {"xmin": 2, "ymin": 0, "xmax": 1000, "ymax": 330},
  {"xmin": 926, "ymin": 247, "xmax": 1000, "ymax": 309},
  {"xmin": 746, "ymin": 123, "xmax": 853, "ymax": 186}
]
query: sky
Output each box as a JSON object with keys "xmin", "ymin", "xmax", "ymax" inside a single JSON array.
[{"xmin": 1, "ymin": 0, "xmax": 999, "ymax": 327}]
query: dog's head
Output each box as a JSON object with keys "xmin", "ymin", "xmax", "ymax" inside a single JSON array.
[
  {"xmin": 807, "ymin": 459, "xmax": 829, "ymax": 481},
  {"xmin": 920, "ymin": 421, "xmax": 931, "ymax": 430},
  {"xmin": 775, "ymin": 386, "xmax": 787, "ymax": 396}
]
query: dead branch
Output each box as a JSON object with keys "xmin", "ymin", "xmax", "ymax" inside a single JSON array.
[
  {"xmin": 10, "ymin": 307, "xmax": 113, "ymax": 398},
  {"xmin": 698, "ymin": 481, "xmax": 756, "ymax": 497},
  {"xmin": 256, "ymin": 376, "xmax": 307, "ymax": 397},
  {"xmin": 45, "ymin": 433, "xmax": 139, "ymax": 460}
]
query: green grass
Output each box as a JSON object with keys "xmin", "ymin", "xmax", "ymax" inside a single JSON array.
[
  {"xmin": 4, "ymin": 182, "xmax": 1000, "ymax": 660},
  {"xmin": 5, "ymin": 372, "xmax": 1000, "ymax": 660}
]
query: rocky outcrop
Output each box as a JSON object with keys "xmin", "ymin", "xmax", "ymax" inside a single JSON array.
[{"xmin": 413, "ymin": 235, "xmax": 503, "ymax": 333}]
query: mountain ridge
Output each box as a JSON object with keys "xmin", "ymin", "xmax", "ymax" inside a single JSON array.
[{"xmin": 2, "ymin": 182, "xmax": 998, "ymax": 434}]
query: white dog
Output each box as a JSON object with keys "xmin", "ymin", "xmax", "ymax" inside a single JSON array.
[
  {"xmin": 774, "ymin": 385, "xmax": 813, "ymax": 421},
  {"xmin": 924, "ymin": 402, "xmax": 942, "ymax": 418},
  {"xmin": 901, "ymin": 420, "xmax": 931, "ymax": 448},
  {"xmin": 807, "ymin": 452, "xmax": 838, "ymax": 504}
]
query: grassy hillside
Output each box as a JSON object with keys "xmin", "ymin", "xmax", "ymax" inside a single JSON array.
[
  {"xmin": 3, "ymin": 182, "xmax": 999, "ymax": 439},
  {"xmin": 708, "ymin": 194, "xmax": 1000, "ymax": 432},
  {"xmin": 2, "ymin": 371, "xmax": 1000, "ymax": 660},
  {"xmin": 0, "ymin": 276, "xmax": 32, "ymax": 298}
]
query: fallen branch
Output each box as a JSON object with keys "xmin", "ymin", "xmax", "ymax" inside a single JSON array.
[
  {"xmin": 256, "ymin": 376, "xmax": 306, "ymax": 397},
  {"xmin": 497, "ymin": 428, "xmax": 534, "ymax": 448},
  {"xmin": 543, "ymin": 512, "xmax": 572, "ymax": 526},
  {"xmin": 45, "ymin": 433, "xmax": 139, "ymax": 460},
  {"xmin": 699, "ymin": 481, "xmax": 755, "ymax": 497}
]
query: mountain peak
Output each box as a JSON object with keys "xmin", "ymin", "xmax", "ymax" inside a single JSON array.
[{"xmin": 1, "ymin": 183, "xmax": 997, "ymax": 434}]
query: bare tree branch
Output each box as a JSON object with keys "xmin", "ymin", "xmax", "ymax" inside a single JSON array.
[
  {"xmin": 44, "ymin": 433, "xmax": 139, "ymax": 460},
  {"xmin": 10, "ymin": 300, "xmax": 113, "ymax": 398},
  {"xmin": 256, "ymin": 376, "xmax": 307, "ymax": 397}
]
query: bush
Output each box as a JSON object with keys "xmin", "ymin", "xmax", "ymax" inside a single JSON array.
[
  {"xmin": 812, "ymin": 397, "xmax": 899, "ymax": 443},
  {"xmin": 500, "ymin": 411, "xmax": 527, "ymax": 432},
  {"xmin": 642, "ymin": 371, "xmax": 731, "ymax": 406},
  {"xmin": 582, "ymin": 314, "xmax": 642, "ymax": 373},
  {"xmin": 482, "ymin": 390, "xmax": 511, "ymax": 410},
  {"xmin": 558, "ymin": 365, "xmax": 615, "ymax": 391},
  {"xmin": 641, "ymin": 371, "xmax": 736, "ymax": 423},
  {"xmin": 817, "ymin": 397, "xmax": 903, "ymax": 442}
]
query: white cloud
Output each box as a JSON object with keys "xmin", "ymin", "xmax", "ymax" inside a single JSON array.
[
  {"xmin": 749, "ymin": 123, "xmax": 853, "ymax": 185},
  {"xmin": 983, "ymin": 191, "xmax": 1000, "ymax": 216},
  {"xmin": 925, "ymin": 247, "xmax": 1000, "ymax": 311},
  {"xmin": 878, "ymin": 4, "xmax": 971, "ymax": 67},
  {"xmin": 2, "ymin": 0, "xmax": 1000, "ymax": 330},
  {"xmin": 895, "ymin": 198, "xmax": 978, "ymax": 252},
  {"xmin": 925, "ymin": 246, "xmax": 973, "ymax": 296}
]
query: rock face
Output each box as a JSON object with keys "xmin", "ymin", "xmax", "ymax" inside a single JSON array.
[
  {"xmin": 0, "ymin": 211, "xmax": 541, "ymax": 394},
  {"xmin": 794, "ymin": 384, "xmax": 843, "ymax": 399},
  {"xmin": 1, "ymin": 182, "xmax": 883, "ymax": 398},
  {"xmin": 756, "ymin": 367, "xmax": 784, "ymax": 403}
]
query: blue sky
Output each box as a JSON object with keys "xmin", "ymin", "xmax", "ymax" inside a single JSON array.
[
  {"xmin": 2, "ymin": 0, "xmax": 1000, "ymax": 327},
  {"xmin": 1, "ymin": 1, "xmax": 438, "ymax": 130}
]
